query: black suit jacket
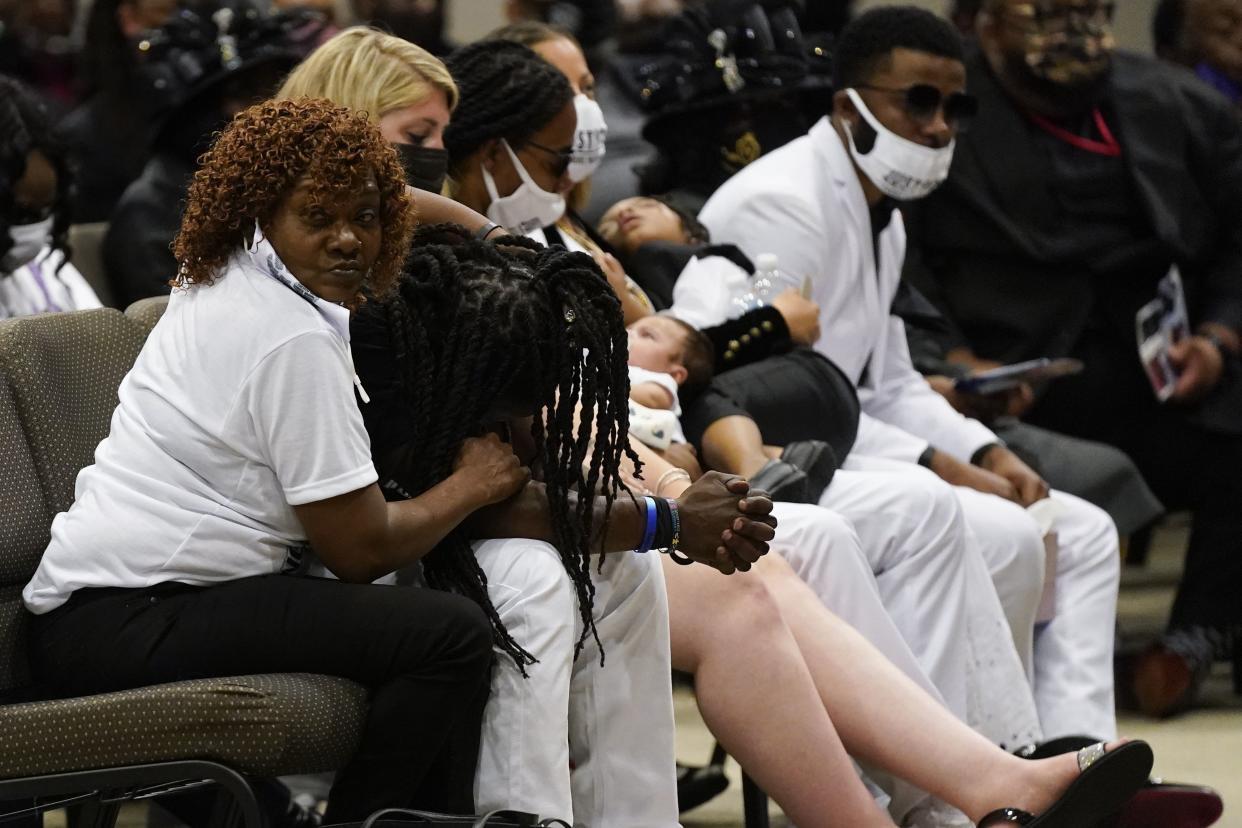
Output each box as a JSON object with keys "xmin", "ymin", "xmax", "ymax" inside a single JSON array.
[{"xmin": 904, "ymin": 47, "xmax": 1242, "ymax": 432}]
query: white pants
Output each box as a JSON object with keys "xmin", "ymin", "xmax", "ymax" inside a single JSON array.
[
  {"xmin": 816, "ymin": 457, "xmax": 1042, "ymax": 749},
  {"xmin": 955, "ymin": 487, "xmax": 1120, "ymax": 740},
  {"xmin": 471, "ymin": 538, "xmax": 680, "ymax": 828},
  {"xmin": 768, "ymin": 503, "xmax": 950, "ymax": 822}
]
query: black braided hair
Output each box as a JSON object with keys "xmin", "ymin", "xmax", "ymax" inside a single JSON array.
[
  {"xmin": 376, "ymin": 223, "xmax": 638, "ymax": 671},
  {"xmin": 442, "ymin": 39, "xmax": 574, "ymax": 178},
  {"xmin": 0, "ymin": 75, "xmax": 73, "ymax": 274}
]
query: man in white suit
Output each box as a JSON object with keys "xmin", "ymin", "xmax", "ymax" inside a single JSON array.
[{"xmin": 699, "ymin": 4, "xmax": 1120, "ymax": 741}]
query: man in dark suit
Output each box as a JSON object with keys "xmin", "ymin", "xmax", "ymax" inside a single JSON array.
[{"xmin": 904, "ymin": 0, "xmax": 1242, "ymax": 717}]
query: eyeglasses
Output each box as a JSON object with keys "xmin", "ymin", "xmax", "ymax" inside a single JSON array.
[
  {"xmin": 854, "ymin": 84, "xmax": 979, "ymax": 130},
  {"xmin": 1000, "ymin": 2, "xmax": 1115, "ymax": 34},
  {"xmin": 523, "ymin": 140, "xmax": 573, "ymax": 178}
]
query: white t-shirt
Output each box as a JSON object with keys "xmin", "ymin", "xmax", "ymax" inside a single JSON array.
[
  {"xmin": 0, "ymin": 248, "xmax": 102, "ymax": 319},
  {"xmin": 23, "ymin": 250, "xmax": 378, "ymax": 614}
]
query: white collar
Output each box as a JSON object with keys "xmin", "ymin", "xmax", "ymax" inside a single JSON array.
[
  {"xmin": 243, "ymin": 226, "xmax": 353, "ymax": 344},
  {"xmin": 240, "ymin": 225, "xmax": 369, "ymax": 402}
]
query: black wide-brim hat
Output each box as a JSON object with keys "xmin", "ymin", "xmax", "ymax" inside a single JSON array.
[
  {"xmin": 617, "ymin": 0, "xmax": 833, "ymax": 147},
  {"xmin": 135, "ymin": 1, "xmax": 323, "ymax": 119}
]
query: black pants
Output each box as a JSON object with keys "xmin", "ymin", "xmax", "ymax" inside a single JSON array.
[
  {"xmin": 27, "ymin": 575, "xmax": 494, "ymax": 822},
  {"xmin": 1029, "ymin": 329, "xmax": 1242, "ymax": 630}
]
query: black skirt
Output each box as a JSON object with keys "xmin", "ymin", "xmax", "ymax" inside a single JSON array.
[{"xmin": 681, "ymin": 347, "xmax": 860, "ymax": 467}]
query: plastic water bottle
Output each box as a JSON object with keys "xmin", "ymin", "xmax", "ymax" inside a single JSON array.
[{"xmin": 731, "ymin": 253, "xmax": 801, "ymax": 315}]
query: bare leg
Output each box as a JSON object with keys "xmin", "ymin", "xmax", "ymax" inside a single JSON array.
[
  {"xmin": 663, "ymin": 556, "xmax": 896, "ymax": 828},
  {"xmin": 750, "ymin": 554, "xmax": 1104, "ymax": 823},
  {"xmin": 699, "ymin": 415, "xmax": 773, "ymax": 477},
  {"xmin": 638, "ymin": 440, "xmax": 1093, "ymax": 824}
]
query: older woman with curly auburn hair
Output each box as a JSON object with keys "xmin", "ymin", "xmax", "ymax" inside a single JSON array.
[{"xmin": 21, "ymin": 98, "xmax": 498, "ymax": 821}]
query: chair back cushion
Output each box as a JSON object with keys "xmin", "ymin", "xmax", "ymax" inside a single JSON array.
[
  {"xmin": 0, "ymin": 309, "xmax": 146, "ymax": 515},
  {"xmin": 0, "ymin": 376, "xmax": 50, "ymax": 586},
  {"xmin": 124, "ymin": 295, "xmax": 170, "ymax": 336},
  {"xmin": 68, "ymin": 222, "xmax": 114, "ymax": 308},
  {"xmin": 0, "ymin": 309, "xmax": 146, "ymax": 693}
]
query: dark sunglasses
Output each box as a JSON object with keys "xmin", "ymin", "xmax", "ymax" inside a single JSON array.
[
  {"xmin": 855, "ymin": 84, "xmax": 979, "ymax": 130},
  {"xmin": 523, "ymin": 139, "xmax": 573, "ymax": 178}
]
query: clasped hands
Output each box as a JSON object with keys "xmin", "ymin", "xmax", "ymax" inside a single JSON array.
[{"xmin": 454, "ymin": 436, "xmax": 776, "ymax": 575}]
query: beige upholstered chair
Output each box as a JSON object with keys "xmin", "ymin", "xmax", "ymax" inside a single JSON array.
[
  {"xmin": 67, "ymin": 223, "xmax": 115, "ymax": 309},
  {"xmin": 0, "ymin": 308, "xmax": 368, "ymax": 827},
  {"xmin": 124, "ymin": 295, "xmax": 170, "ymax": 335}
]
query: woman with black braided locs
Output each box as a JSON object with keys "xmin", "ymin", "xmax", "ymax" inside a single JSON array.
[
  {"xmin": 441, "ymin": 39, "xmax": 577, "ymax": 237},
  {"xmin": 351, "ymin": 222, "xmax": 779, "ymax": 825},
  {"xmin": 380, "ymin": 228, "xmax": 634, "ymax": 669}
]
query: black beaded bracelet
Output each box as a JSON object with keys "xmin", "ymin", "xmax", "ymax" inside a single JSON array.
[
  {"xmin": 651, "ymin": 497, "xmax": 693, "ymax": 565},
  {"xmin": 652, "ymin": 497, "xmax": 674, "ymax": 549}
]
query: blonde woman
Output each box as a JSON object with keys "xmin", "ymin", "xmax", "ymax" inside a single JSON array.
[{"xmin": 277, "ymin": 27, "xmax": 503, "ymax": 233}]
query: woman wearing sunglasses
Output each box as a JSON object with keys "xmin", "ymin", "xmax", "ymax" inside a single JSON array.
[
  {"xmin": 444, "ymin": 38, "xmax": 659, "ymax": 325},
  {"xmin": 442, "ymin": 40, "xmax": 577, "ymax": 240}
]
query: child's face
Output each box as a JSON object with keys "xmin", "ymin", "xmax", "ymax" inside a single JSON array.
[
  {"xmin": 597, "ymin": 197, "xmax": 688, "ymax": 256},
  {"xmin": 627, "ymin": 315, "xmax": 688, "ymax": 384}
]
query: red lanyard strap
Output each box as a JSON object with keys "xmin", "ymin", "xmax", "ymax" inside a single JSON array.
[{"xmin": 1029, "ymin": 108, "xmax": 1121, "ymax": 157}]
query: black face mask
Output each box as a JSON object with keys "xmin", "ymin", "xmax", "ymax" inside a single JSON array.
[{"xmin": 393, "ymin": 143, "xmax": 449, "ymax": 194}]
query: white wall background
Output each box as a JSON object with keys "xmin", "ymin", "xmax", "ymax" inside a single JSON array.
[{"xmin": 445, "ymin": 0, "xmax": 507, "ymax": 44}]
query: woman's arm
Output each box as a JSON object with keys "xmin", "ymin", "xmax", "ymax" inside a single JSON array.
[
  {"xmin": 294, "ymin": 433, "xmax": 529, "ymax": 583},
  {"xmin": 466, "ymin": 436, "xmax": 777, "ymax": 573},
  {"xmin": 410, "ymin": 188, "xmax": 509, "ymax": 236},
  {"xmin": 594, "ymin": 250, "xmax": 654, "ymax": 325}
]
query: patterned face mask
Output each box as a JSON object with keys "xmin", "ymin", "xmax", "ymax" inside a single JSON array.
[
  {"xmin": 1005, "ymin": 2, "xmax": 1116, "ymax": 86},
  {"xmin": 567, "ymin": 94, "xmax": 608, "ymax": 183}
]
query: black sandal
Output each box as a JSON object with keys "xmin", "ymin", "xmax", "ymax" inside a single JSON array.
[{"xmin": 977, "ymin": 741, "xmax": 1153, "ymax": 827}]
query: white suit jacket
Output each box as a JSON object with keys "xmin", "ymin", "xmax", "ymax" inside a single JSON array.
[{"xmin": 698, "ymin": 117, "xmax": 997, "ymax": 463}]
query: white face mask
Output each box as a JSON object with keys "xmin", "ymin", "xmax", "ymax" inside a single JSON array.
[
  {"xmin": 841, "ymin": 88, "xmax": 955, "ymax": 201},
  {"xmin": 2, "ymin": 216, "xmax": 54, "ymax": 273},
  {"xmin": 568, "ymin": 93, "xmax": 607, "ymax": 183},
  {"xmin": 482, "ymin": 139, "xmax": 567, "ymax": 234}
]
